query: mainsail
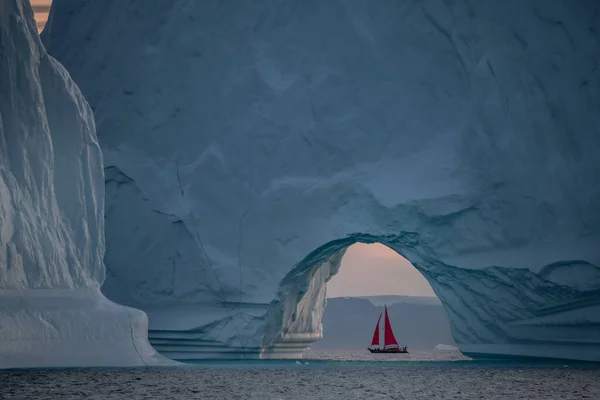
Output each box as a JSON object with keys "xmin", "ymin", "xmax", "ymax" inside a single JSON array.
[{"xmin": 383, "ymin": 305, "xmax": 399, "ymax": 347}]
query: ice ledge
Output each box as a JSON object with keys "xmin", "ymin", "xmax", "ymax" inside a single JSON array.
[
  {"xmin": 0, "ymin": 288, "xmax": 176, "ymax": 369},
  {"xmin": 461, "ymin": 344, "xmax": 600, "ymax": 363}
]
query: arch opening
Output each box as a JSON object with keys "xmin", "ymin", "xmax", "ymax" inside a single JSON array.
[
  {"xmin": 310, "ymin": 242, "xmax": 457, "ymax": 355},
  {"xmin": 258, "ymin": 232, "xmax": 455, "ymax": 359},
  {"xmin": 327, "ymin": 243, "xmax": 437, "ymax": 298}
]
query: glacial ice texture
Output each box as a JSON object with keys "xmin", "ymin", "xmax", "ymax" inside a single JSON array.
[
  {"xmin": 0, "ymin": 0, "xmax": 170, "ymax": 368},
  {"xmin": 44, "ymin": 0, "xmax": 600, "ymax": 361}
]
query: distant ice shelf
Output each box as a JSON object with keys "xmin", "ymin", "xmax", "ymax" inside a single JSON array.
[{"xmin": 41, "ymin": 0, "xmax": 600, "ymax": 363}]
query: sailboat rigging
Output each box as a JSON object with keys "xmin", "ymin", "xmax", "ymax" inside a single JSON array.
[{"xmin": 368, "ymin": 305, "xmax": 408, "ymax": 354}]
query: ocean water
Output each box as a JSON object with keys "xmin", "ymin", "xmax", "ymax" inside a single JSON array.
[
  {"xmin": 1, "ymin": 350, "xmax": 599, "ymax": 399},
  {"xmin": 305, "ymin": 348, "xmax": 470, "ymax": 362}
]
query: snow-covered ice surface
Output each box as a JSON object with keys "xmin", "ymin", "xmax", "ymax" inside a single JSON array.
[
  {"xmin": 0, "ymin": 0, "xmax": 172, "ymax": 368},
  {"xmin": 43, "ymin": 0, "xmax": 600, "ymax": 362}
]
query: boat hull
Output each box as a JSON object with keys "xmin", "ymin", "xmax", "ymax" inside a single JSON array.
[{"xmin": 368, "ymin": 348, "xmax": 409, "ymax": 354}]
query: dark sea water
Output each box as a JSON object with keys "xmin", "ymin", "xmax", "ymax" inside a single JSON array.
[{"xmin": 1, "ymin": 350, "xmax": 599, "ymax": 399}]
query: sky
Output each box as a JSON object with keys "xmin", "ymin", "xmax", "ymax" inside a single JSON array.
[
  {"xmin": 329, "ymin": 243, "xmax": 435, "ymax": 298},
  {"xmin": 30, "ymin": 0, "xmax": 436, "ymax": 299},
  {"xmin": 31, "ymin": 0, "xmax": 51, "ymax": 32}
]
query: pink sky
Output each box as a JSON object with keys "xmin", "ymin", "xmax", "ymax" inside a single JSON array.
[
  {"xmin": 30, "ymin": 0, "xmax": 435, "ymax": 298},
  {"xmin": 31, "ymin": 0, "xmax": 51, "ymax": 32},
  {"xmin": 329, "ymin": 243, "xmax": 435, "ymax": 298}
]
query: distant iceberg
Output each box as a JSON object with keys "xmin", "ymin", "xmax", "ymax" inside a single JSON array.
[{"xmin": 436, "ymin": 345, "xmax": 459, "ymax": 351}]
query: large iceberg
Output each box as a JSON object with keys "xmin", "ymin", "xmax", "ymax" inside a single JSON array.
[
  {"xmin": 0, "ymin": 0, "xmax": 170, "ymax": 368},
  {"xmin": 44, "ymin": 0, "xmax": 600, "ymax": 361}
]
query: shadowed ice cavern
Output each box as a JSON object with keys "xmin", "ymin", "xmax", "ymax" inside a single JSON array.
[{"xmin": 0, "ymin": 0, "xmax": 599, "ymax": 368}]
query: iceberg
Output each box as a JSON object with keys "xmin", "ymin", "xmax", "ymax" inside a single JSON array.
[
  {"xmin": 43, "ymin": 0, "xmax": 600, "ymax": 362},
  {"xmin": 436, "ymin": 344, "xmax": 459, "ymax": 351},
  {"xmin": 0, "ymin": 0, "xmax": 171, "ymax": 368}
]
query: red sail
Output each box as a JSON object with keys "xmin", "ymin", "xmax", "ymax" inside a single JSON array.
[
  {"xmin": 370, "ymin": 311, "xmax": 382, "ymax": 346},
  {"xmin": 383, "ymin": 306, "xmax": 399, "ymax": 347}
]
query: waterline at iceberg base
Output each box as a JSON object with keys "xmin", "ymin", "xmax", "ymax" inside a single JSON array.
[
  {"xmin": 41, "ymin": 0, "xmax": 600, "ymax": 363},
  {"xmin": 0, "ymin": 288, "xmax": 169, "ymax": 368}
]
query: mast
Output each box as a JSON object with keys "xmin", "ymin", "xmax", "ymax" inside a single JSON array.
[
  {"xmin": 383, "ymin": 305, "xmax": 399, "ymax": 347},
  {"xmin": 370, "ymin": 311, "xmax": 382, "ymax": 347}
]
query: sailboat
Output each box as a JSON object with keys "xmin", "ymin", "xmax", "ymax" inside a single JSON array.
[{"xmin": 368, "ymin": 305, "xmax": 408, "ymax": 353}]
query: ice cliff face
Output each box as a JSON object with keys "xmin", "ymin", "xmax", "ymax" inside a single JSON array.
[
  {"xmin": 0, "ymin": 0, "xmax": 170, "ymax": 368},
  {"xmin": 44, "ymin": 0, "xmax": 600, "ymax": 361},
  {"xmin": 1, "ymin": 0, "xmax": 103, "ymax": 291}
]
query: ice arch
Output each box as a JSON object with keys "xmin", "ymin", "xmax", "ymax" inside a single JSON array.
[
  {"xmin": 42, "ymin": 0, "xmax": 600, "ymax": 362},
  {"xmin": 259, "ymin": 233, "xmax": 600, "ymax": 361}
]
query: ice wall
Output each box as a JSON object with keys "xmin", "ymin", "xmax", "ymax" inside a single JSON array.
[
  {"xmin": 44, "ymin": 0, "xmax": 600, "ymax": 361},
  {"xmin": 0, "ymin": 0, "xmax": 170, "ymax": 368}
]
